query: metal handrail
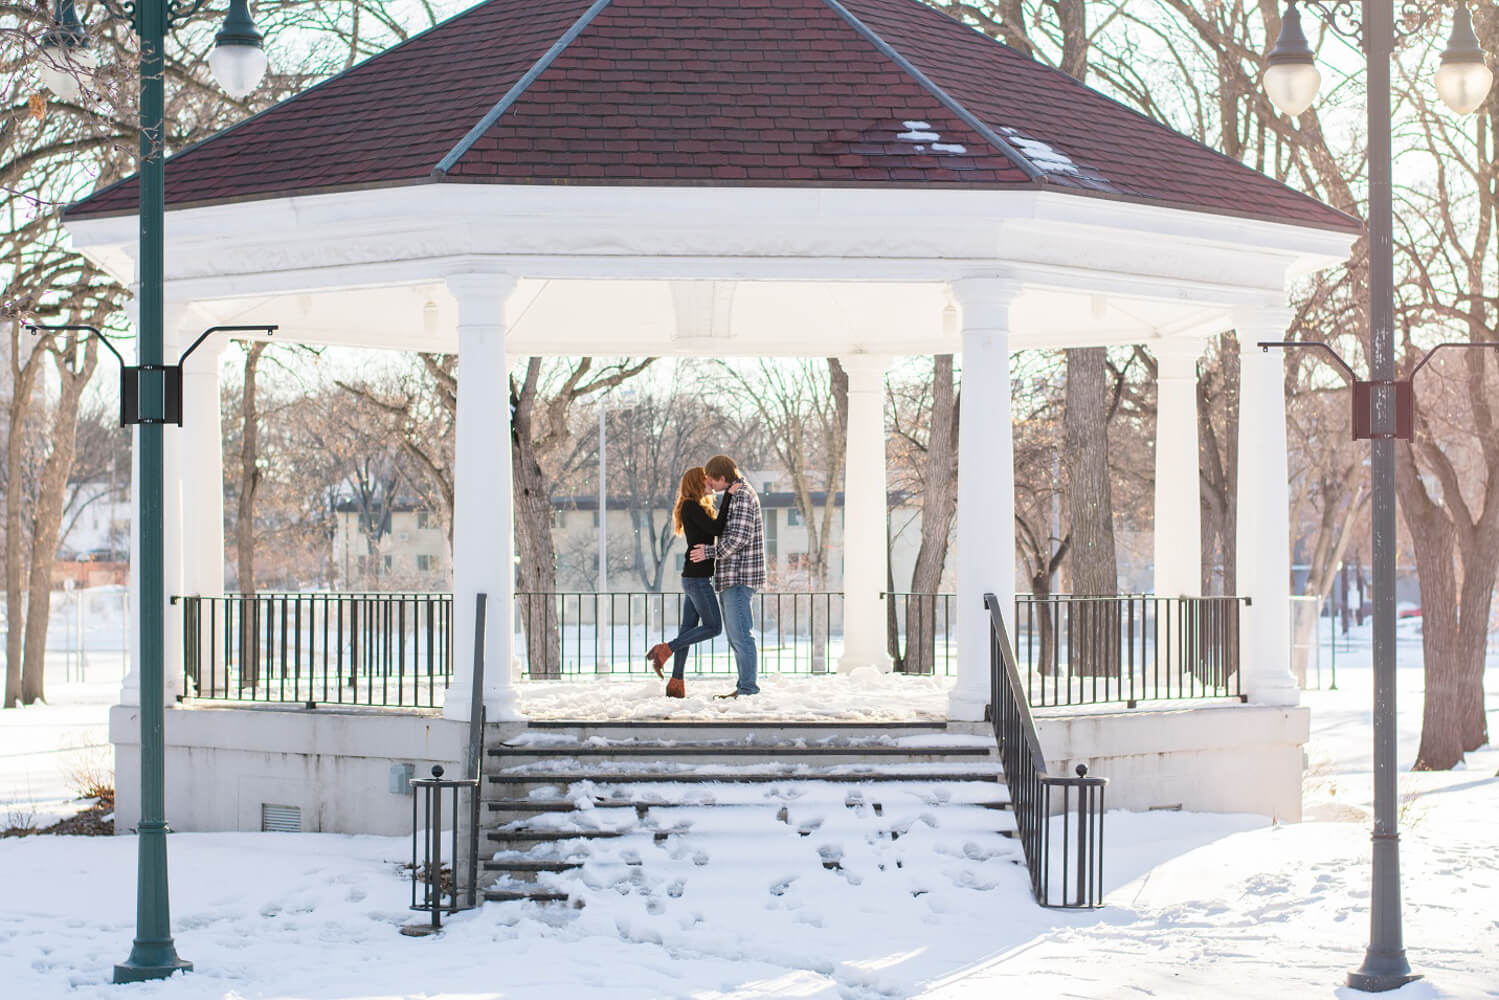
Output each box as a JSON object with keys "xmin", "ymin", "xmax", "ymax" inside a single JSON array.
[{"xmin": 986, "ymin": 592, "xmax": 1107, "ymax": 908}]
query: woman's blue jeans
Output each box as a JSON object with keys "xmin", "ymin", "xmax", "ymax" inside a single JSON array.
[{"xmin": 668, "ymin": 576, "xmax": 722, "ymax": 680}]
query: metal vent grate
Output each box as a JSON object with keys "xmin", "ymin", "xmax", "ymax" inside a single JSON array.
[{"xmin": 260, "ymin": 803, "xmax": 301, "ymax": 833}]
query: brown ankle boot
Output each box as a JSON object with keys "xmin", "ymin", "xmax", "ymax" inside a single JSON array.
[
  {"xmin": 665, "ymin": 677, "xmax": 685, "ymax": 698},
  {"xmin": 647, "ymin": 643, "xmax": 672, "ymax": 678}
]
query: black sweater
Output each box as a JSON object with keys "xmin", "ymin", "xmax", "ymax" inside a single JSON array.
[{"xmin": 679, "ymin": 493, "xmax": 731, "ymax": 578}]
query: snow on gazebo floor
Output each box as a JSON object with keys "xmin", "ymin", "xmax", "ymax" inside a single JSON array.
[{"xmin": 512, "ymin": 667, "xmax": 955, "ymax": 723}]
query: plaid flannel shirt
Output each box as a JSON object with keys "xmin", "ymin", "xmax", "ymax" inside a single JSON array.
[{"xmin": 707, "ymin": 480, "xmax": 766, "ymax": 592}]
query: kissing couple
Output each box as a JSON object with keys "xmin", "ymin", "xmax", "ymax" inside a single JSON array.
[{"xmin": 646, "ymin": 454, "xmax": 767, "ymax": 700}]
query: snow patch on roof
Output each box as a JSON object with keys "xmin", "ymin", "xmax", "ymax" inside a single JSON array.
[
  {"xmin": 897, "ymin": 120, "xmax": 965, "ymax": 155},
  {"xmin": 999, "ymin": 127, "xmax": 1079, "ymax": 175}
]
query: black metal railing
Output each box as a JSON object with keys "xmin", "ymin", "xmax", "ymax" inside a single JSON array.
[
  {"xmin": 408, "ymin": 764, "xmax": 478, "ymax": 932},
  {"xmin": 178, "ymin": 593, "xmax": 452, "ymax": 708},
  {"xmin": 987, "ymin": 593, "xmax": 1107, "ymax": 909},
  {"xmin": 882, "ymin": 592, "xmax": 957, "ymax": 675},
  {"xmin": 461, "ymin": 593, "xmax": 487, "ymax": 910},
  {"xmin": 514, "ymin": 591, "xmax": 842, "ymax": 678},
  {"xmin": 1013, "ymin": 594, "xmax": 1248, "ymax": 707}
]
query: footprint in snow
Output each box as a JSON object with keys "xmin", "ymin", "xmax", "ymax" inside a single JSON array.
[
  {"xmin": 798, "ymin": 817, "xmax": 824, "ymax": 837},
  {"xmin": 769, "ymin": 876, "xmax": 797, "ymax": 896},
  {"xmin": 961, "ymin": 841, "xmax": 1005, "ymax": 861}
]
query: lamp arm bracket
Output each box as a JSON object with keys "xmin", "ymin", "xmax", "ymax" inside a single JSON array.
[
  {"xmin": 165, "ymin": 0, "xmax": 213, "ymax": 26},
  {"xmin": 1296, "ymin": 0, "xmax": 1435, "ymax": 49},
  {"xmin": 177, "ymin": 324, "xmax": 277, "ymax": 366},
  {"xmin": 25, "ymin": 323, "xmax": 126, "ymax": 369},
  {"xmin": 1256, "ymin": 339, "xmax": 1359, "ymax": 382},
  {"xmin": 1407, "ymin": 341, "xmax": 1499, "ymax": 383},
  {"xmin": 96, "ymin": 0, "xmax": 138, "ymax": 29},
  {"xmin": 1298, "ymin": 1, "xmax": 1364, "ymax": 47}
]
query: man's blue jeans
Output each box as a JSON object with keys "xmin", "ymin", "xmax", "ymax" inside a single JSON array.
[
  {"xmin": 719, "ymin": 584, "xmax": 759, "ymax": 695},
  {"xmin": 668, "ymin": 576, "xmax": 722, "ymax": 680}
]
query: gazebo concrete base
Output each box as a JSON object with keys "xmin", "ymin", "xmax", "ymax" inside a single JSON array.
[{"xmin": 110, "ymin": 699, "xmax": 1309, "ymax": 834}]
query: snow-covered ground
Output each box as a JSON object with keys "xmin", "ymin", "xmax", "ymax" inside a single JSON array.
[{"xmin": 1, "ymin": 624, "xmax": 1496, "ymax": 999}]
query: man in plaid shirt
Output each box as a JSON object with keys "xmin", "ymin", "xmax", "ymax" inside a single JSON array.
[{"xmin": 690, "ymin": 454, "xmax": 765, "ymax": 697}]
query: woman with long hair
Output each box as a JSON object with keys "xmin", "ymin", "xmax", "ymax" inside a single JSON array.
[{"xmin": 646, "ymin": 467, "xmax": 730, "ymax": 697}]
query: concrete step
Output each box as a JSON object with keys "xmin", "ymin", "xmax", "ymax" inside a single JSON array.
[
  {"xmin": 482, "ymin": 886, "xmax": 572, "ymax": 904},
  {"xmin": 502, "ymin": 722, "xmax": 959, "ymax": 744},
  {"xmin": 489, "ymin": 743, "xmax": 997, "ymax": 767},
  {"xmin": 488, "ymin": 766, "xmax": 1002, "ymax": 787},
  {"xmin": 482, "ymin": 858, "xmax": 584, "ymax": 882},
  {"xmin": 485, "ymin": 797, "xmax": 639, "ymax": 812},
  {"xmin": 486, "ymin": 827, "xmax": 625, "ymax": 847}
]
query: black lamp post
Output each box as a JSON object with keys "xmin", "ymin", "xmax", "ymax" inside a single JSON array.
[
  {"xmin": 36, "ymin": 0, "xmax": 270, "ymax": 984},
  {"xmin": 1262, "ymin": 1, "xmax": 1493, "ymax": 993}
]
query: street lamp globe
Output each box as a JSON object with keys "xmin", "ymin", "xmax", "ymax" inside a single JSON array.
[
  {"xmin": 37, "ymin": 0, "xmax": 95, "ymax": 102},
  {"xmin": 1435, "ymin": 6, "xmax": 1493, "ymax": 115},
  {"xmin": 209, "ymin": 0, "xmax": 269, "ymax": 101},
  {"xmin": 1264, "ymin": 3, "xmax": 1321, "ymax": 116}
]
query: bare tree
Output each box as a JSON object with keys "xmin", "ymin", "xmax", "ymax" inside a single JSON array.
[
  {"xmin": 1, "ymin": 1, "xmax": 448, "ymax": 705},
  {"xmin": 3, "ymin": 321, "xmax": 44, "ymax": 707},
  {"xmin": 336, "ymin": 353, "xmax": 457, "ymax": 543},
  {"xmin": 511, "ymin": 357, "xmax": 653, "ymax": 676},
  {"xmin": 886, "ymin": 355, "xmax": 961, "ymax": 674},
  {"xmin": 19, "ymin": 329, "xmax": 100, "ymax": 703},
  {"xmin": 714, "ymin": 358, "xmax": 848, "ymax": 588}
]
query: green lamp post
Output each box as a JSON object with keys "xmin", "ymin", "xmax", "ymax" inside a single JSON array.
[
  {"xmin": 1263, "ymin": 1, "xmax": 1492, "ymax": 992},
  {"xmin": 36, "ymin": 0, "xmax": 270, "ymax": 983}
]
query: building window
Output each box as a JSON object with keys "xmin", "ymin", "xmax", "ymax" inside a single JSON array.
[
  {"xmin": 592, "ymin": 510, "xmax": 600, "ymax": 527},
  {"xmin": 356, "ymin": 555, "xmax": 368, "ymax": 575},
  {"xmin": 417, "ymin": 554, "xmax": 431, "ymax": 571},
  {"xmin": 383, "ymin": 555, "xmax": 393, "ymax": 571},
  {"xmin": 417, "ymin": 511, "xmax": 430, "ymax": 529},
  {"xmin": 787, "ymin": 508, "xmax": 802, "ymax": 526}
]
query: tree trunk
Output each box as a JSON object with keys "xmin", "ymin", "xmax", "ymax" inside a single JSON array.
[
  {"xmin": 1397, "ymin": 438, "xmax": 1497, "ymax": 769},
  {"xmin": 4, "ymin": 325, "xmax": 43, "ymax": 708},
  {"xmin": 512, "ymin": 361, "xmax": 562, "ymax": 678},
  {"xmin": 20, "ymin": 333, "xmax": 98, "ymax": 704},
  {"xmin": 237, "ymin": 342, "xmax": 266, "ymax": 688},
  {"xmin": 1063, "ymin": 347, "xmax": 1118, "ymax": 678},
  {"xmin": 905, "ymin": 354, "xmax": 958, "ymax": 675},
  {"xmin": 1197, "ymin": 333, "xmax": 1239, "ymax": 594}
]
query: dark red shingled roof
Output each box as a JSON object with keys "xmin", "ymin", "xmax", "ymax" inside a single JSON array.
[{"xmin": 67, "ymin": 0, "xmax": 1359, "ymax": 234}]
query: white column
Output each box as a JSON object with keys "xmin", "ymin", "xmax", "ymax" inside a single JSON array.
[
  {"xmin": 121, "ymin": 290, "xmax": 142, "ymax": 707},
  {"xmin": 1235, "ymin": 306, "xmax": 1299, "ymax": 707},
  {"xmin": 159, "ymin": 307, "xmax": 194, "ymax": 703},
  {"xmin": 179, "ymin": 333, "xmax": 228, "ymax": 697},
  {"xmin": 444, "ymin": 272, "xmax": 522, "ymax": 723},
  {"xmin": 949, "ymin": 276, "xmax": 1022, "ymax": 721},
  {"xmin": 121, "ymin": 296, "xmax": 191, "ymax": 707},
  {"xmin": 838, "ymin": 354, "xmax": 892, "ymax": 673},
  {"xmin": 1152, "ymin": 338, "xmax": 1204, "ymax": 598}
]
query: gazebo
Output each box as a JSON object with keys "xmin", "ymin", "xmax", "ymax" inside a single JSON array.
[{"xmin": 66, "ymin": 0, "xmax": 1358, "ymax": 833}]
